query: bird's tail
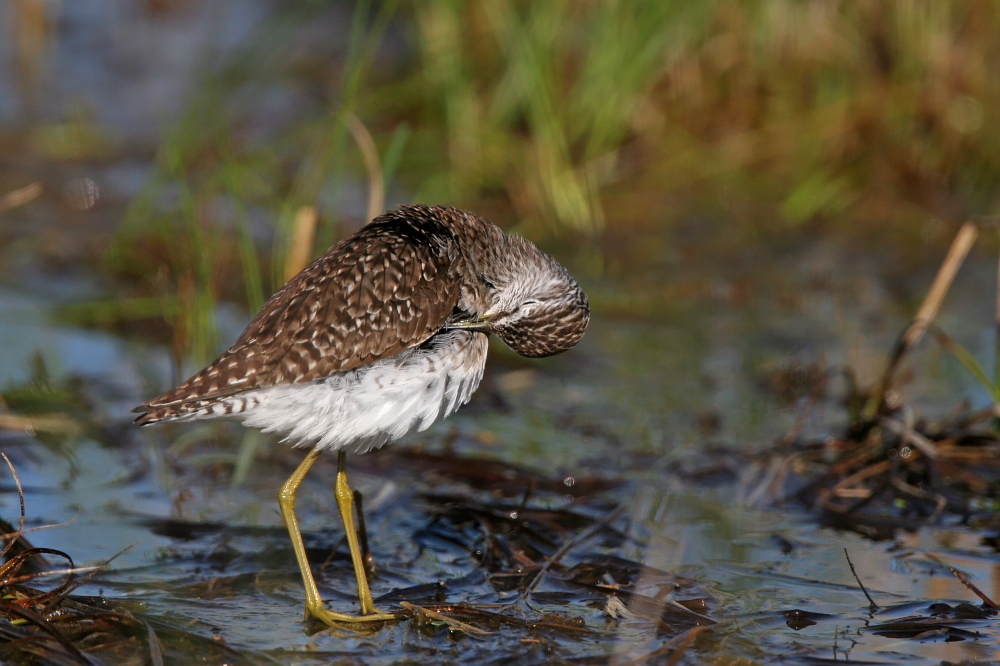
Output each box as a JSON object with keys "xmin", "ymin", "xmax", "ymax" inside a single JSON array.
[{"xmin": 132, "ymin": 394, "xmax": 260, "ymax": 425}]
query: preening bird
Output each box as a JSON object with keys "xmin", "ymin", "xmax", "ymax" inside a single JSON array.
[{"xmin": 134, "ymin": 205, "xmax": 590, "ymax": 625}]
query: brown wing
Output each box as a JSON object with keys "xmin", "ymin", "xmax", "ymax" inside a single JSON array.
[{"xmin": 135, "ymin": 210, "xmax": 461, "ymax": 416}]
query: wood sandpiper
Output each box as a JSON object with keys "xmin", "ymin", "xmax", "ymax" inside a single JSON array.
[{"xmin": 133, "ymin": 205, "xmax": 590, "ymax": 625}]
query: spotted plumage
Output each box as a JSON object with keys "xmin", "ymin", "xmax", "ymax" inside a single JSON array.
[
  {"xmin": 133, "ymin": 205, "xmax": 589, "ymax": 449},
  {"xmin": 132, "ymin": 204, "xmax": 589, "ymax": 625}
]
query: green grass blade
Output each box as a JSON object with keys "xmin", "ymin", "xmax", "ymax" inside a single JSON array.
[{"xmin": 930, "ymin": 326, "xmax": 1000, "ymax": 404}]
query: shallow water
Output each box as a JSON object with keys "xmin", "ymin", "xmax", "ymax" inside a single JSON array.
[
  {"xmin": 3, "ymin": 2, "xmax": 1000, "ymax": 662},
  {"xmin": 2, "ymin": 248, "xmax": 999, "ymax": 663}
]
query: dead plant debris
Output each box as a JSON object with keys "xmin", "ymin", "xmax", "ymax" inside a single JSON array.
[
  {"xmin": 0, "ymin": 456, "xmax": 276, "ymax": 665},
  {"xmin": 725, "ymin": 223, "xmax": 1000, "ymax": 541}
]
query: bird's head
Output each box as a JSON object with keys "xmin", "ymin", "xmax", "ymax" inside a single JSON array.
[{"xmin": 477, "ymin": 235, "xmax": 590, "ymax": 358}]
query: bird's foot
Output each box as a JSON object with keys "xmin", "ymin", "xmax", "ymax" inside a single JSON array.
[{"xmin": 306, "ymin": 604, "xmax": 399, "ymax": 625}]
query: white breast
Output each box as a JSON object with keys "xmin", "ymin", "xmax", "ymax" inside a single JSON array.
[{"xmin": 231, "ymin": 330, "xmax": 488, "ymax": 454}]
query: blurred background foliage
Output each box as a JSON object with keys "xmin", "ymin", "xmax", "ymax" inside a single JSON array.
[{"xmin": 4, "ymin": 0, "xmax": 1000, "ymax": 372}]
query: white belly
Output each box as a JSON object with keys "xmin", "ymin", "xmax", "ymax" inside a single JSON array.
[{"xmin": 231, "ymin": 330, "xmax": 488, "ymax": 454}]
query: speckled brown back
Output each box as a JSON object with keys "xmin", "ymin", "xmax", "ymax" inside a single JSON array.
[{"xmin": 134, "ymin": 206, "xmax": 467, "ymax": 420}]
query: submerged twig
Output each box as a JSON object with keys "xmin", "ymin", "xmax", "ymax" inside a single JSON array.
[
  {"xmin": 399, "ymin": 600, "xmax": 491, "ymax": 635},
  {"xmin": 665, "ymin": 625, "xmax": 711, "ymax": 666},
  {"xmin": 144, "ymin": 619, "xmax": 165, "ymax": 666},
  {"xmin": 614, "ymin": 624, "xmax": 712, "ymax": 666},
  {"xmin": 844, "ymin": 548, "xmax": 878, "ymax": 614},
  {"xmin": 521, "ymin": 506, "xmax": 626, "ymax": 598}
]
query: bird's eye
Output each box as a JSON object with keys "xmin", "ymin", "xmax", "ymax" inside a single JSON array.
[{"xmin": 516, "ymin": 299, "xmax": 540, "ymax": 317}]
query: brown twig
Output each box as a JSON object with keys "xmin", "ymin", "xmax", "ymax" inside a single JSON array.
[
  {"xmin": 844, "ymin": 548, "xmax": 878, "ymax": 614},
  {"xmin": 948, "ymin": 566, "xmax": 1000, "ymax": 610},
  {"xmin": 878, "ymin": 415, "xmax": 939, "ymax": 460},
  {"xmin": 825, "ymin": 460, "xmax": 891, "ymax": 506},
  {"xmin": 614, "ymin": 624, "xmax": 712, "ymax": 666},
  {"xmin": 144, "ymin": 618, "xmax": 166, "ymax": 666},
  {"xmin": 665, "ymin": 624, "xmax": 711, "ymax": 666},
  {"xmin": 399, "ymin": 600, "xmax": 491, "ymax": 635},
  {"xmin": 353, "ymin": 489, "xmax": 375, "ymax": 575},
  {"xmin": 521, "ymin": 506, "xmax": 626, "ymax": 598},
  {"xmin": 888, "ymin": 476, "xmax": 947, "ymax": 523}
]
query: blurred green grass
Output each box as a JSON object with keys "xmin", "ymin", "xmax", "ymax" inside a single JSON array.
[{"xmin": 92, "ymin": 1, "xmax": 1000, "ymax": 370}]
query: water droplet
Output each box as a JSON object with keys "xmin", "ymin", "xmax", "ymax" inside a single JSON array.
[{"xmin": 64, "ymin": 177, "xmax": 99, "ymax": 210}]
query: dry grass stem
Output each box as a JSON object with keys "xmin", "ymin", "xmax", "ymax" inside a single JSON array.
[
  {"xmin": 864, "ymin": 222, "xmax": 979, "ymax": 420},
  {"xmin": 0, "ymin": 182, "xmax": 42, "ymax": 213},
  {"xmin": 283, "ymin": 205, "xmax": 319, "ymax": 282},
  {"xmin": 0, "ymin": 413, "xmax": 81, "ymax": 437},
  {"xmin": 905, "ymin": 223, "xmax": 978, "ymax": 347},
  {"xmin": 345, "ymin": 112, "xmax": 384, "ymax": 222}
]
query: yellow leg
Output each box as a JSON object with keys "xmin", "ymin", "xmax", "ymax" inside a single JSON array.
[{"xmin": 278, "ymin": 447, "xmax": 396, "ymax": 624}]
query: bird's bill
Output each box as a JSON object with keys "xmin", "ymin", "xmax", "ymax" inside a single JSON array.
[{"xmin": 445, "ymin": 313, "xmax": 494, "ymax": 332}]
